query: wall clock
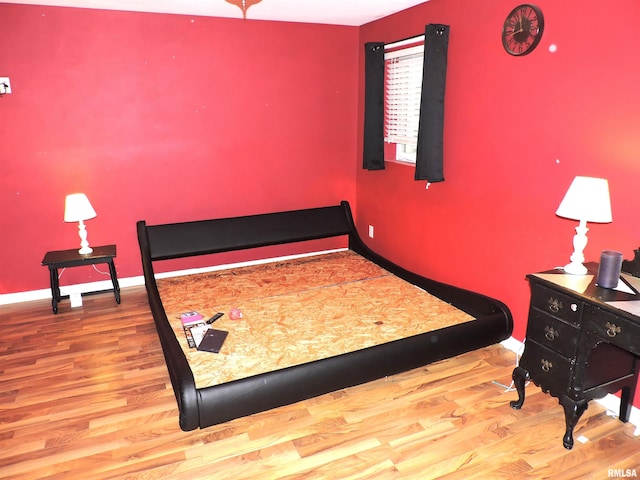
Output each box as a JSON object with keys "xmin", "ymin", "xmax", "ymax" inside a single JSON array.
[{"xmin": 502, "ymin": 4, "xmax": 544, "ymax": 56}]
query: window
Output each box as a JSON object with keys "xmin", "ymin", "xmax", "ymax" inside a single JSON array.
[
  {"xmin": 363, "ymin": 26, "xmax": 448, "ymax": 181},
  {"xmin": 384, "ymin": 41, "xmax": 424, "ymax": 164}
]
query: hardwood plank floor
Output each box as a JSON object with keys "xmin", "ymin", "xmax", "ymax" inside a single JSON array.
[{"xmin": 2, "ymin": 287, "xmax": 640, "ymax": 479}]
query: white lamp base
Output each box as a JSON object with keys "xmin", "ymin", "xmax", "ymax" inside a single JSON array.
[
  {"xmin": 563, "ymin": 220, "xmax": 589, "ymax": 275},
  {"xmin": 77, "ymin": 220, "xmax": 93, "ymax": 255},
  {"xmin": 564, "ymin": 261, "xmax": 588, "ymax": 275}
]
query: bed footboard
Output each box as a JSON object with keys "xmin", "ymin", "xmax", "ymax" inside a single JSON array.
[{"xmin": 197, "ymin": 314, "xmax": 509, "ymax": 428}]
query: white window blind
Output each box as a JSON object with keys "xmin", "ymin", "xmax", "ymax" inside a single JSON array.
[{"xmin": 384, "ymin": 44, "xmax": 424, "ymax": 150}]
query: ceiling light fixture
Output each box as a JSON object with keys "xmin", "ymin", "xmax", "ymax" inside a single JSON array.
[{"xmin": 225, "ymin": 0, "xmax": 262, "ymax": 19}]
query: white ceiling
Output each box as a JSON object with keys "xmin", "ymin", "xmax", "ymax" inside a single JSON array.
[{"xmin": 6, "ymin": 0, "xmax": 429, "ymax": 26}]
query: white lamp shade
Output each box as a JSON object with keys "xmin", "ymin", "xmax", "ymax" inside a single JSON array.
[
  {"xmin": 556, "ymin": 176, "xmax": 612, "ymax": 223},
  {"xmin": 64, "ymin": 193, "xmax": 97, "ymax": 222}
]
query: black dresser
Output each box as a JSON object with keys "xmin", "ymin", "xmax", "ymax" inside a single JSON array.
[{"xmin": 511, "ymin": 263, "xmax": 640, "ymax": 449}]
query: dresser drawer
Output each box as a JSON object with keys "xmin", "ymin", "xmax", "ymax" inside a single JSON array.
[
  {"xmin": 520, "ymin": 340, "xmax": 573, "ymax": 394},
  {"xmin": 584, "ymin": 306, "xmax": 640, "ymax": 357},
  {"xmin": 527, "ymin": 309, "xmax": 579, "ymax": 357},
  {"xmin": 530, "ymin": 284, "xmax": 582, "ymax": 325}
]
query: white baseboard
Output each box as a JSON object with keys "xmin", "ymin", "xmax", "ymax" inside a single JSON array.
[
  {"xmin": 0, "ymin": 276, "xmax": 145, "ymax": 306},
  {"xmin": 500, "ymin": 336, "xmax": 640, "ymax": 435},
  {"xmin": 0, "ymin": 248, "xmax": 347, "ymax": 307}
]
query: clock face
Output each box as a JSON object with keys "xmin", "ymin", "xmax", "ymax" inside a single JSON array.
[{"xmin": 502, "ymin": 4, "xmax": 544, "ymax": 56}]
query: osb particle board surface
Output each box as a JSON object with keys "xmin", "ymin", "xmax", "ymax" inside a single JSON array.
[{"xmin": 156, "ymin": 251, "xmax": 473, "ymax": 389}]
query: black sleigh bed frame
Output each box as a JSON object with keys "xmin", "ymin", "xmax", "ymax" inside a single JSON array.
[{"xmin": 137, "ymin": 201, "xmax": 513, "ymax": 431}]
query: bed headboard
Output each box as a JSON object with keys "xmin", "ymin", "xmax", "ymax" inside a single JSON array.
[{"xmin": 138, "ymin": 201, "xmax": 355, "ymax": 262}]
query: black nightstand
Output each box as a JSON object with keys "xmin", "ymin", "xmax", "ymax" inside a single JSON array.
[
  {"xmin": 510, "ymin": 264, "xmax": 640, "ymax": 449},
  {"xmin": 41, "ymin": 244, "xmax": 121, "ymax": 314}
]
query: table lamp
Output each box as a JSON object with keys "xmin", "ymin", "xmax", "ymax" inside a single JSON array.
[
  {"xmin": 556, "ymin": 176, "xmax": 612, "ymax": 275},
  {"xmin": 64, "ymin": 193, "xmax": 97, "ymax": 254}
]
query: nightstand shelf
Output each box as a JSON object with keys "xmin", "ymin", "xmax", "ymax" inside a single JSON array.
[{"xmin": 511, "ymin": 264, "xmax": 640, "ymax": 449}]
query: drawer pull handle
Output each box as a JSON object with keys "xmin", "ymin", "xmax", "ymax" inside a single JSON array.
[
  {"xmin": 547, "ymin": 297, "xmax": 563, "ymax": 313},
  {"xmin": 541, "ymin": 359, "xmax": 553, "ymax": 372},
  {"xmin": 571, "ymin": 303, "xmax": 578, "ymax": 312},
  {"xmin": 545, "ymin": 326, "xmax": 559, "ymax": 341},
  {"xmin": 605, "ymin": 322, "xmax": 621, "ymax": 338}
]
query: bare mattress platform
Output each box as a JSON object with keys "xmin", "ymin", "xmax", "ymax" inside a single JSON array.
[{"xmin": 137, "ymin": 201, "xmax": 513, "ymax": 430}]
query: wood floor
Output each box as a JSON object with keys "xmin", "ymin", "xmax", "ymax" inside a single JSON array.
[{"xmin": 2, "ymin": 286, "xmax": 640, "ymax": 479}]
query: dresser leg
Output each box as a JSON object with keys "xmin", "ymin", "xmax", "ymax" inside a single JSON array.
[
  {"xmin": 510, "ymin": 366, "xmax": 530, "ymax": 410},
  {"xmin": 561, "ymin": 397, "xmax": 588, "ymax": 450},
  {"xmin": 619, "ymin": 385, "xmax": 635, "ymax": 423},
  {"xmin": 620, "ymin": 358, "xmax": 640, "ymax": 423}
]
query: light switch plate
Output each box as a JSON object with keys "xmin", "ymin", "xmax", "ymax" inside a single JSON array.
[{"xmin": 0, "ymin": 77, "xmax": 12, "ymax": 94}]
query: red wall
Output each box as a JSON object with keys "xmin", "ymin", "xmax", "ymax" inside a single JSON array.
[
  {"xmin": 0, "ymin": 5, "xmax": 358, "ymax": 293},
  {"xmin": 2, "ymin": 1, "xmax": 640, "ymax": 345},
  {"xmin": 357, "ymin": 0, "xmax": 640, "ymax": 339}
]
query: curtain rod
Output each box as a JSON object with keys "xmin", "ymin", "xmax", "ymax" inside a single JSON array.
[{"xmin": 385, "ymin": 34, "xmax": 425, "ymax": 50}]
